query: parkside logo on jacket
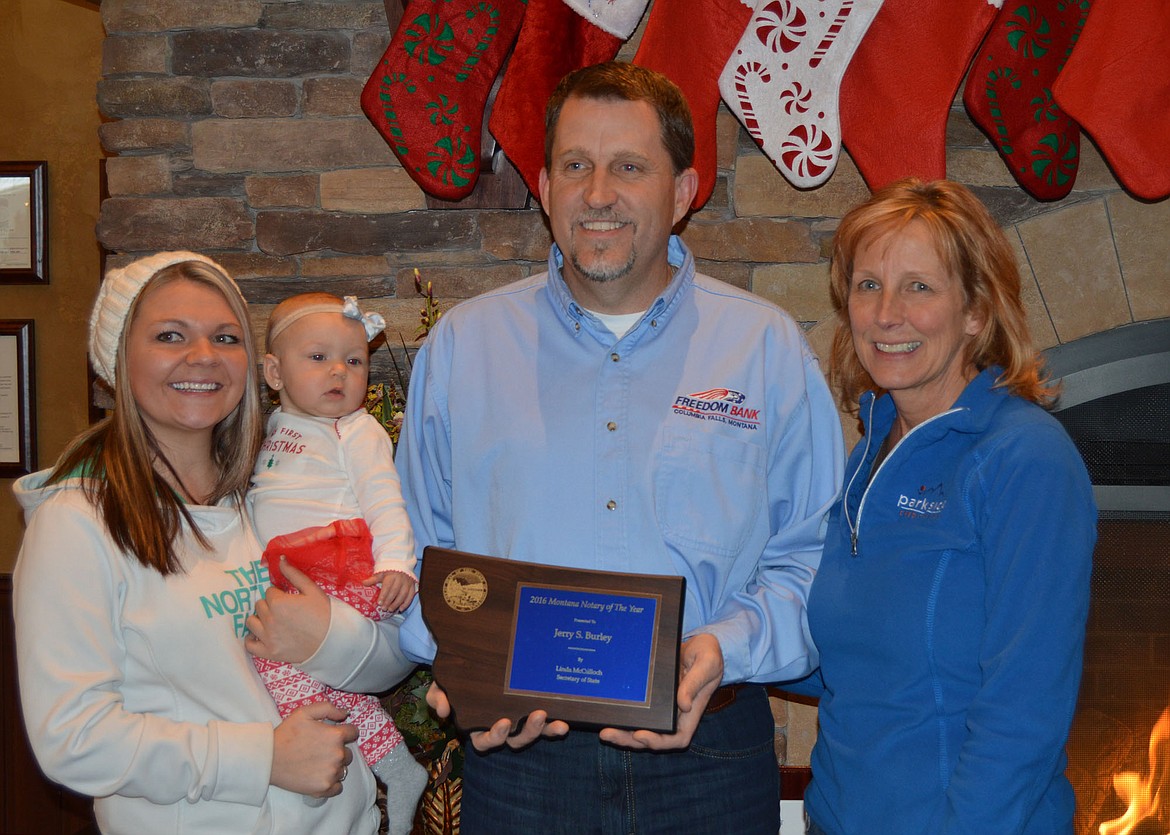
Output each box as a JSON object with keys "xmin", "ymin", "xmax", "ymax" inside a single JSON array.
[
  {"xmin": 672, "ymin": 388, "xmax": 760, "ymax": 431},
  {"xmin": 897, "ymin": 483, "xmax": 947, "ymax": 517}
]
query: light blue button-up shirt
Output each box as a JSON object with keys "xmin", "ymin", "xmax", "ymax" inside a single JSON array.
[{"xmin": 398, "ymin": 237, "xmax": 843, "ymax": 684}]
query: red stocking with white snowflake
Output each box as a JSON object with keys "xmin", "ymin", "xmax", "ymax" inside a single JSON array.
[
  {"xmin": 963, "ymin": 0, "xmax": 1092, "ymax": 200},
  {"xmin": 635, "ymin": 0, "xmax": 753, "ymax": 209},
  {"xmin": 719, "ymin": 0, "xmax": 883, "ymax": 189},
  {"xmin": 361, "ymin": 0, "xmax": 526, "ymax": 201},
  {"xmin": 839, "ymin": 0, "xmax": 998, "ymax": 190},
  {"xmin": 1052, "ymin": 0, "xmax": 1170, "ymax": 200}
]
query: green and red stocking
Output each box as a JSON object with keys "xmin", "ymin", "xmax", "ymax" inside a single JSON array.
[
  {"xmin": 964, "ymin": 0, "xmax": 1092, "ymax": 200},
  {"xmin": 361, "ymin": 0, "xmax": 527, "ymax": 200}
]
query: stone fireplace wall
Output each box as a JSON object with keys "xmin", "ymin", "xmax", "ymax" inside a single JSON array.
[{"xmin": 96, "ymin": 0, "xmax": 1170, "ymax": 766}]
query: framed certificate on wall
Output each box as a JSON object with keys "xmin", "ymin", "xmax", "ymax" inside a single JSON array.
[{"xmin": 0, "ymin": 161, "xmax": 48, "ymax": 285}]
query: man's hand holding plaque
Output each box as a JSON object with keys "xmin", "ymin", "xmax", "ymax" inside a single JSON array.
[{"xmin": 418, "ymin": 547, "xmax": 686, "ymax": 738}]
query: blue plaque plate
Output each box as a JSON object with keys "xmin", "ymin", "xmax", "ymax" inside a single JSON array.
[{"xmin": 419, "ymin": 546, "xmax": 685, "ymax": 733}]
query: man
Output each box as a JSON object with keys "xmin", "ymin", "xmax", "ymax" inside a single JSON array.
[{"xmin": 397, "ymin": 62, "xmax": 843, "ymax": 834}]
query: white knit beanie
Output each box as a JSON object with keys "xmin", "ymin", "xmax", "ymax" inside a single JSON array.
[{"xmin": 88, "ymin": 251, "xmax": 244, "ymax": 388}]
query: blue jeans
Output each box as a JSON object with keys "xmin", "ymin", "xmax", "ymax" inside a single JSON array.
[
  {"xmin": 460, "ymin": 684, "xmax": 779, "ymax": 834},
  {"xmin": 460, "ymin": 682, "xmax": 781, "ymax": 832}
]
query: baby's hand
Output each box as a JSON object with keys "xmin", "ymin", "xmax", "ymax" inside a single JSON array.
[{"xmin": 365, "ymin": 570, "xmax": 418, "ymax": 613}]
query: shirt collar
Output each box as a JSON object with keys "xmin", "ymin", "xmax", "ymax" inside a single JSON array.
[{"xmin": 545, "ymin": 235, "xmax": 696, "ymax": 344}]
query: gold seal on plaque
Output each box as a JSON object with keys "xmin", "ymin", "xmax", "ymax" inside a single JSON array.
[{"xmin": 442, "ymin": 567, "xmax": 488, "ymax": 612}]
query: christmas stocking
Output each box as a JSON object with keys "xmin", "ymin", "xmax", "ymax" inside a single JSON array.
[
  {"xmin": 718, "ymin": 0, "xmax": 883, "ymax": 189},
  {"xmin": 488, "ymin": 0, "xmax": 624, "ymax": 197},
  {"xmin": 963, "ymin": 0, "xmax": 1091, "ymax": 200},
  {"xmin": 1052, "ymin": 0, "xmax": 1170, "ymax": 200},
  {"xmin": 634, "ymin": 0, "xmax": 754, "ymax": 209},
  {"xmin": 361, "ymin": 0, "xmax": 527, "ymax": 201},
  {"xmin": 564, "ymin": 0, "xmax": 650, "ymax": 39},
  {"xmin": 839, "ymin": 0, "xmax": 999, "ymax": 190}
]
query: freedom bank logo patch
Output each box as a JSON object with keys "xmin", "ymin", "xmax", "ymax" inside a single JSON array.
[
  {"xmin": 897, "ymin": 483, "xmax": 947, "ymax": 518},
  {"xmin": 672, "ymin": 388, "xmax": 760, "ymax": 431}
]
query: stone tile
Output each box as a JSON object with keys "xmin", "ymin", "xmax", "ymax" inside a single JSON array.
[
  {"xmin": 947, "ymin": 148, "xmax": 1019, "ymax": 189},
  {"xmin": 733, "ymin": 151, "xmax": 871, "ymax": 219},
  {"xmin": 396, "ymin": 263, "xmax": 527, "ymax": 299},
  {"xmin": 1017, "ymin": 199, "xmax": 1130, "ymax": 343},
  {"xmin": 752, "ymin": 261, "xmax": 833, "ymax": 325},
  {"xmin": 193, "ymin": 118, "xmax": 395, "ymax": 173},
  {"xmin": 681, "ymin": 217, "xmax": 818, "ymax": 263},
  {"xmin": 97, "ymin": 196, "xmax": 253, "ymax": 251},
  {"xmin": 104, "ymin": 154, "xmax": 172, "ymax": 195},
  {"xmin": 211, "ymin": 80, "xmax": 298, "ymax": 118},
  {"xmin": 242, "ymin": 275, "xmax": 396, "ymax": 307},
  {"xmin": 300, "ymin": 255, "xmax": 395, "ymax": 278},
  {"xmin": 352, "ymin": 29, "xmax": 391, "ymax": 76},
  {"xmin": 1107, "ymin": 192, "xmax": 1170, "ymax": 322},
  {"xmin": 697, "ymin": 260, "xmax": 751, "ymax": 290},
  {"xmin": 1003, "ymin": 227, "xmax": 1059, "ymax": 351},
  {"xmin": 261, "ymin": 2, "xmax": 386, "ymax": 29},
  {"xmin": 172, "ymin": 30, "xmax": 349, "ymax": 77},
  {"xmin": 99, "ymin": 77, "xmax": 211, "ymax": 119},
  {"xmin": 103, "ymin": 34, "xmax": 167, "ymax": 75},
  {"xmin": 716, "ymin": 107, "xmax": 741, "ymax": 172},
  {"xmin": 1071, "ymin": 136, "xmax": 1124, "ymax": 193},
  {"xmin": 102, "ymin": 0, "xmax": 262, "ymax": 32},
  {"xmin": 479, "ymin": 210, "xmax": 552, "ymax": 262},
  {"xmin": 246, "ymin": 174, "xmax": 319, "ymax": 208},
  {"xmin": 320, "ymin": 167, "xmax": 426, "ymax": 213},
  {"xmin": 255, "ymin": 210, "xmax": 479, "ymax": 256},
  {"xmin": 99, "ymin": 118, "xmax": 189, "ymax": 153},
  {"xmin": 303, "ymin": 77, "xmax": 366, "ymax": 117}
]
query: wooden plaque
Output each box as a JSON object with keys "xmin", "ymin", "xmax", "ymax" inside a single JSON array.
[{"xmin": 419, "ymin": 546, "xmax": 685, "ymax": 734}]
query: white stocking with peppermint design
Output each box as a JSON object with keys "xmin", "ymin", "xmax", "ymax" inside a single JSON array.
[{"xmin": 719, "ymin": 0, "xmax": 883, "ymax": 187}]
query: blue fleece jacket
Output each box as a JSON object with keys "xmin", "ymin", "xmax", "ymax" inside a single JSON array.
[{"xmin": 800, "ymin": 367, "xmax": 1095, "ymax": 834}]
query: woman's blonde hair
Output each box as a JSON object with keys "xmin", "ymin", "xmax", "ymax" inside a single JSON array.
[
  {"xmin": 828, "ymin": 178, "xmax": 1054, "ymax": 414},
  {"xmin": 51, "ymin": 260, "xmax": 263, "ymax": 575}
]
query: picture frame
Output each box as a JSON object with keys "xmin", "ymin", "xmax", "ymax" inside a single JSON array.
[
  {"xmin": 0, "ymin": 320, "xmax": 36, "ymax": 478},
  {"xmin": 0, "ymin": 161, "xmax": 48, "ymax": 285}
]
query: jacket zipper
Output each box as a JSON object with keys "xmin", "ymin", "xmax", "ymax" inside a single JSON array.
[{"xmin": 846, "ymin": 404, "xmax": 964, "ymax": 556}]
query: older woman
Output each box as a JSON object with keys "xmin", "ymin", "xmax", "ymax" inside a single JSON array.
[
  {"xmin": 799, "ymin": 180, "xmax": 1096, "ymax": 834},
  {"xmin": 13, "ymin": 252, "xmax": 412, "ymax": 834}
]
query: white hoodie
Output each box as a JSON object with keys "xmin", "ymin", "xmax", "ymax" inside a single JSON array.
[{"xmin": 12, "ymin": 468, "xmax": 382, "ymax": 835}]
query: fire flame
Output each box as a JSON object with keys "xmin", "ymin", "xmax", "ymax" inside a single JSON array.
[{"xmin": 1099, "ymin": 708, "xmax": 1170, "ymax": 835}]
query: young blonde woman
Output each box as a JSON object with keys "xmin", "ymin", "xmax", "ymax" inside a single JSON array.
[{"xmin": 13, "ymin": 252, "xmax": 412, "ymax": 834}]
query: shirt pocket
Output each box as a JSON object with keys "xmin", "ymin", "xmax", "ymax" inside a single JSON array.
[{"xmin": 654, "ymin": 426, "xmax": 767, "ymax": 558}]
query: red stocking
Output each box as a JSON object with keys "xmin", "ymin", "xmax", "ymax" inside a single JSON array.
[
  {"xmin": 487, "ymin": 0, "xmax": 624, "ymax": 198},
  {"xmin": 361, "ymin": 0, "xmax": 527, "ymax": 201},
  {"xmin": 963, "ymin": 1, "xmax": 1091, "ymax": 200},
  {"xmin": 839, "ymin": 0, "xmax": 998, "ymax": 190},
  {"xmin": 1052, "ymin": 0, "xmax": 1170, "ymax": 200},
  {"xmin": 635, "ymin": 0, "xmax": 753, "ymax": 209}
]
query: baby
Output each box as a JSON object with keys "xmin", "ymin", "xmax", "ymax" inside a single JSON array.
[{"xmin": 249, "ymin": 292, "xmax": 426, "ymax": 834}]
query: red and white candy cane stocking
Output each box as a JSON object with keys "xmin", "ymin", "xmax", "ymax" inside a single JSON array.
[
  {"xmin": 563, "ymin": 0, "xmax": 650, "ymax": 39},
  {"xmin": 719, "ymin": 0, "xmax": 883, "ymax": 189}
]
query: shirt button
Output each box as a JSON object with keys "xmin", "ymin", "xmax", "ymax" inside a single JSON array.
[
  {"xmin": 606, "ymin": 421, "xmax": 617, "ymax": 432},
  {"xmin": 610, "ymin": 352, "xmax": 620, "ymax": 362},
  {"xmin": 650, "ymin": 319, "xmax": 658, "ymax": 328},
  {"xmin": 574, "ymin": 322, "xmax": 580, "ymax": 332},
  {"xmin": 606, "ymin": 500, "xmax": 617, "ymax": 510}
]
